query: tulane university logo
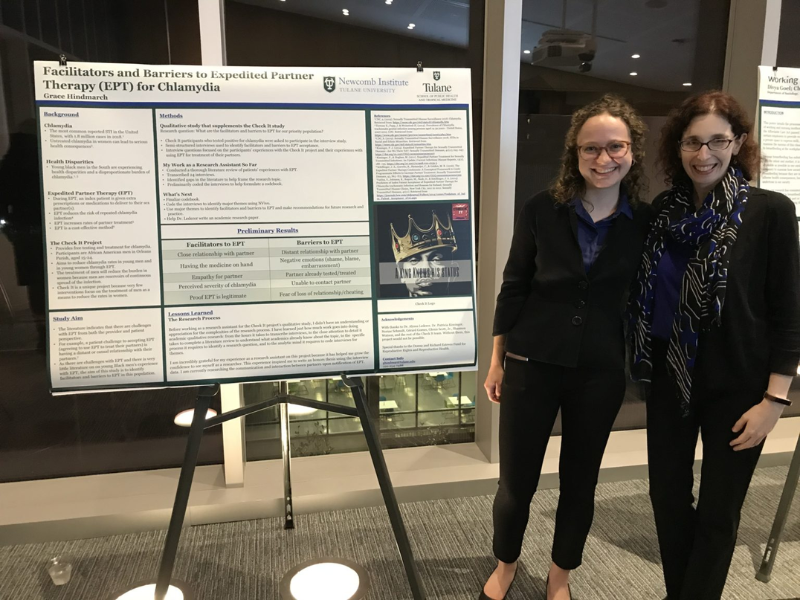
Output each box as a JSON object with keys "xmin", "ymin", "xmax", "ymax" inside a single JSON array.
[
  {"xmin": 433, "ymin": 71, "xmax": 441, "ymax": 81},
  {"xmin": 323, "ymin": 76, "xmax": 336, "ymax": 93}
]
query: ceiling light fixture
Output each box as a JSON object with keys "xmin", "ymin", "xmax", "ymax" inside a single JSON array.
[
  {"xmin": 281, "ymin": 558, "xmax": 370, "ymax": 600},
  {"xmin": 342, "ymin": 8, "xmax": 349, "ymax": 15},
  {"xmin": 630, "ymin": 72, "xmax": 638, "ymax": 76},
  {"xmin": 386, "ymin": 0, "xmax": 393, "ymax": 4},
  {"xmin": 683, "ymin": 82, "xmax": 692, "ymax": 87},
  {"xmin": 114, "ymin": 584, "xmax": 185, "ymax": 600},
  {"xmin": 173, "ymin": 408, "xmax": 218, "ymax": 427},
  {"xmin": 632, "ymin": 54, "xmax": 641, "ymax": 59},
  {"xmin": 288, "ymin": 403, "xmax": 318, "ymax": 417},
  {"xmin": 408, "ymin": 23, "xmax": 416, "ymax": 29},
  {"xmin": 523, "ymin": 49, "xmax": 531, "ymax": 54},
  {"xmin": 111, "ymin": 581, "xmax": 194, "ymax": 600}
]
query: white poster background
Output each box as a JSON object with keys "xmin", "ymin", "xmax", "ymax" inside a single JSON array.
[
  {"xmin": 49, "ymin": 308, "xmax": 163, "ymax": 388},
  {"xmin": 758, "ymin": 65, "xmax": 800, "ymax": 217},
  {"xmin": 156, "ymin": 109, "xmax": 369, "ymax": 223},
  {"xmin": 35, "ymin": 62, "xmax": 477, "ymax": 393},
  {"xmin": 40, "ymin": 107, "xmax": 161, "ymax": 310},
  {"xmin": 378, "ymin": 311, "xmax": 475, "ymax": 370},
  {"xmin": 164, "ymin": 301, "xmax": 374, "ymax": 382}
]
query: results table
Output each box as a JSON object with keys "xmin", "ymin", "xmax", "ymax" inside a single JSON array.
[{"xmin": 161, "ymin": 236, "xmax": 372, "ymax": 305}]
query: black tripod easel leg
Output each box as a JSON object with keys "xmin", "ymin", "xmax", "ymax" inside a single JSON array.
[
  {"xmin": 154, "ymin": 384, "xmax": 219, "ymax": 600},
  {"xmin": 756, "ymin": 432, "xmax": 800, "ymax": 583},
  {"xmin": 280, "ymin": 381, "xmax": 295, "ymax": 530},
  {"xmin": 344, "ymin": 376, "xmax": 427, "ymax": 600}
]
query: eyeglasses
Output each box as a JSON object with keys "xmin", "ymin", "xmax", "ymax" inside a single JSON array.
[
  {"xmin": 578, "ymin": 141, "xmax": 631, "ymax": 160},
  {"xmin": 679, "ymin": 138, "xmax": 736, "ymax": 152}
]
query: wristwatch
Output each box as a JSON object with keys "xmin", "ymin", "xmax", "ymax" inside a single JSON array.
[{"xmin": 764, "ymin": 391, "xmax": 792, "ymax": 407}]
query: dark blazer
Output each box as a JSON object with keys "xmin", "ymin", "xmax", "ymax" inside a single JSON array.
[
  {"xmin": 493, "ymin": 190, "xmax": 652, "ymax": 369},
  {"xmin": 653, "ymin": 187, "xmax": 800, "ymax": 393}
]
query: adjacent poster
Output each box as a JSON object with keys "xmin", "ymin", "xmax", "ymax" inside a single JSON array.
[
  {"xmin": 758, "ymin": 65, "xmax": 800, "ymax": 218},
  {"xmin": 34, "ymin": 62, "xmax": 477, "ymax": 393}
]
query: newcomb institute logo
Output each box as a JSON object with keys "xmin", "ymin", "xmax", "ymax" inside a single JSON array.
[{"xmin": 323, "ymin": 76, "xmax": 336, "ymax": 92}]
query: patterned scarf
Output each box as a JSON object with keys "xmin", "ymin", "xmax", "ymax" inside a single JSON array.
[{"xmin": 628, "ymin": 166, "xmax": 749, "ymax": 414}]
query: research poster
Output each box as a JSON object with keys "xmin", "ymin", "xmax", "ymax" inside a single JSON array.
[
  {"xmin": 758, "ymin": 65, "xmax": 800, "ymax": 218},
  {"xmin": 34, "ymin": 62, "xmax": 477, "ymax": 393}
]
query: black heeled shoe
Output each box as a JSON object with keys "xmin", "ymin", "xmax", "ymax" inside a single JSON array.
[
  {"xmin": 545, "ymin": 575, "xmax": 572, "ymax": 600},
  {"xmin": 478, "ymin": 568, "xmax": 517, "ymax": 600}
]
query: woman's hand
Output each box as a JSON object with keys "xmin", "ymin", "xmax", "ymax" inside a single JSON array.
[
  {"xmin": 484, "ymin": 363, "xmax": 505, "ymax": 404},
  {"xmin": 730, "ymin": 399, "xmax": 784, "ymax": 451}
]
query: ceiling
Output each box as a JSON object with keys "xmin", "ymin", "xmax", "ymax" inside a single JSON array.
[
  {"xmin": 231, "ymin": 0, "xmax": 722, "ymax": 92},
  {"xmin": 233, "ymin": 0, "xmax": 470, "ymax": 47}
]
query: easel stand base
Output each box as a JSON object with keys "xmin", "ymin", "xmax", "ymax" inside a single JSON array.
[
  {"xmin": 138, "ymin": 375, "xmax": 425, "ymax": 600},
  {"xmin": 756, "ymin": 432, "xmax": 800, "ymax": 583}
]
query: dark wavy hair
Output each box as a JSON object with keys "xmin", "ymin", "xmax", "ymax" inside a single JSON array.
[
  {"xmin": 551, "ymin": 94, "xmax": 648, "ymax": 205},
  {"xmin": 658, "ymin": 90, "xmax": 761, "ymax": 185}
]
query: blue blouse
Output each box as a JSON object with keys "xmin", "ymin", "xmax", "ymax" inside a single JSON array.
[
  {"xmin": 570, "ymin": 194, "xmax": 633, "ymax": 272},
  {"xmin": 652, "ymin": 238, "xmax": 693, "ymax": 340}
]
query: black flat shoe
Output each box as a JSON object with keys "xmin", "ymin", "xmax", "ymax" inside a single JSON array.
[
  {"xmin": 545, "ymin": 575, "xmax": 572, "ymax": 600},
  {"xmin": 478, "ymin": 568, "xmax": 516, "ymax": 600}
]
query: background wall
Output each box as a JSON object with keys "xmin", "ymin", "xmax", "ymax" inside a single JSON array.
[{"xmin": 778, "ymin": 0, "xmax": 800, "ymax": 67}]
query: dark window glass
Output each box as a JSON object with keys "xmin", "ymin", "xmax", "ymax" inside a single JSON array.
[
  {"xmin": 83, "ymin": 0, "xmax": 99, "ymax": 61},
  {"xmin": 39, "ymin": 0, "xmax": 61, "ymax": 49},
  {"xmin": 0, "ymin": 0, "xmax": 210, "ymax": 483},
  {"xmin": 55, "ymin": 0, "xmax": 72, "ymax": 55},
  {"xmin": 224, "ymin": 0, "xmax": 483, "ymax": 460},
  {"xmin": 68, "ymin": 0, "xmax": 88, "ymax": 58},
  {"xmin": 1, "ymin": 0, "xmax": 25, "ymax": 32},
  {"xmin": 23, "ymin": 0, "xmax": 41, "ymax": 39}
]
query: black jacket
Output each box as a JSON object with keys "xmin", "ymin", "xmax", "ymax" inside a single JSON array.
[
  {"xmin": 493, "ymin": 190, "xmax": 653, "ymax": 369},
  {"xmin": 654, "ymin": 187, "xmax": 800, "ymax": 393}
]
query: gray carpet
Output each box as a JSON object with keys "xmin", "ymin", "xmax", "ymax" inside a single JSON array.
[{"xmin": 2, "ymin": 465, "xmax": 800, "ymax": 599}]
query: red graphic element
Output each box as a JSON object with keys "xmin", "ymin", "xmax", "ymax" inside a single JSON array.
[
  {"xmin": 452, "ymin": 203, "xmax": 469, "ymax": 220},
  {"xmin": 436, "ymin": 229, "xmax": 442, "ymax": 235}
]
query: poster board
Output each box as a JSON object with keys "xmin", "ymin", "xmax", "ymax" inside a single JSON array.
[
  {"xmin": 758, "ymin": 65, "xmax": 800, "ymax": 219},
  {"xmin": 33, "ymin": 62, "xmax": 477, "ymax": 393}
]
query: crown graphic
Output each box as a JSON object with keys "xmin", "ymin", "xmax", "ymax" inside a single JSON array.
[{"xmin": 391, "ymin": 211, "xmax": 457, "ymax": 262}]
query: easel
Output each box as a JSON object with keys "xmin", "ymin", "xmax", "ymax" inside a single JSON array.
[
  {"xmin": 756, "ymin": 432, "xmax": 800, "ymax": 582},
  {"xmin": 150, "ymin": 374, "xmax": 426, "ymax": 600}
]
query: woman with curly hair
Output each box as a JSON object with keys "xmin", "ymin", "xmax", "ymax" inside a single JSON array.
[
  {"xmin": 629, "ymin": 91, "xmax": 800, "ymax": 600},
  {"xmin": 480, "ymin": 94, "xmax": 653, "ymax": 600}
]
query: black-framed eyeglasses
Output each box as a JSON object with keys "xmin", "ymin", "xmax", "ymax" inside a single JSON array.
[
  {"xmin": 679, "ymin": 137, "xmax": 737, "ymax": 152},
  {"xmin": 577, "ymin": 141, "xmax": 631, "ymax": 160}
]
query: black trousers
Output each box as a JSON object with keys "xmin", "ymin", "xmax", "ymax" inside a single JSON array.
[
  {"xmin": 492, "ymin": 357, "xmax": 625, "ymax": 569},
  {"xmin": 647, "ymin": 340, "xmax": 764, "ymax": 600}
]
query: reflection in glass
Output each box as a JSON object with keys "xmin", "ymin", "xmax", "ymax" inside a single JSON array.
[
  {"xmin": 245, "ymin": 371, "xmax": 477, "ymax": 460},
  {"xmin": 225, "ymin": 0, "xmax": 480, "ymax": 462},
  {"xmin": 0, "ymin": 0, "xmax": 217, "ymax": 483}
]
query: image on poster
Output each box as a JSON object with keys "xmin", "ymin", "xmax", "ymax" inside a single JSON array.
[
  {"xmin": 33, "ymin": 61, "xmax": 478, "ymax": 393},
  {"xmin": 375, "ymin": 202, "xmax": 473, "ymax": 300}
]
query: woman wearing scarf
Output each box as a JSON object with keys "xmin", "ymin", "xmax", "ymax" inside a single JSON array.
[
  {"xmin": 629, "ymin": 91, "xmax": 800, "ymax": 599},
  {"xmin": 481, "ymin": 95, "xmax": 653, "ymax": 600}
]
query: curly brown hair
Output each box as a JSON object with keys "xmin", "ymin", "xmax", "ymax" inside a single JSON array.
[
  {"xmin": 551, "ymin": 94, "xmax": 648, "ymax": 205},
  {"xmin": 658, "ymin": 90, "xmax": 761, "ymax": 185}
]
